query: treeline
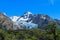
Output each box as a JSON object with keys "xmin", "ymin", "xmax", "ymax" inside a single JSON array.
[{"xmin": 0, "ymin": 22, "xmax": 60, "ymax": 40}]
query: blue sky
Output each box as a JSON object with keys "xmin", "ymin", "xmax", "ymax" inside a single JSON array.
[{"xmin": 0, "ymin": 0, "xmax": 60, "ymax": 19}]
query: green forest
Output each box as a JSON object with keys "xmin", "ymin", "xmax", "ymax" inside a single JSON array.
[{"xmin": 0, "ymin": 22, "xmax": 60, "ymax": 40}]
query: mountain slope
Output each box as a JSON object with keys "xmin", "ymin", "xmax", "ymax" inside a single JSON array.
[
  {"xmin": 0, "ymin": 12, "xmax": 60, "ymax": 30},
  {"xmin": 10, "ymin": 12, "xmax": 38, "ymax": 30},
  {"xmin": 0, "ymin": 12, "xmax": 13, "ymax": 30},
  {"xmin": 10, "ymin": 12, "xmax": 60, "ymax": 29},
  {"xmin": 31, "ymin": 14, "xmax": 54, "ymax": 29}
]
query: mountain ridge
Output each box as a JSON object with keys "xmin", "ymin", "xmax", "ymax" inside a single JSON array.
[
  {"xmin": 10, "ymin": 12, "xmax": 60, "ymax": 30},
  {"xmin": 0, "ymin": 12, "xmax": 60, "ymax": 30}
]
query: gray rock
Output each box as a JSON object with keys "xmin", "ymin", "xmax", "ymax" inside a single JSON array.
[{"xmin": 0, "ymin": 12, "xmax": 13, "ymax": 30}]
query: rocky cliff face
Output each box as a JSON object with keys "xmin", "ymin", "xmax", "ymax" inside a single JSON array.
[
  {"xmin": 0, "ymin": 12, "xmax": 13, "ymax": 30},
  {"xmin": 30, "ymin": 14, "xmax": 54, "ymax": 29}
]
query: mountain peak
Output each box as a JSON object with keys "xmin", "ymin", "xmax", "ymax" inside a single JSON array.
[
  {"xmin": 10, "ymin": 12, "xmax": 33, "ymax": 22},
  {"xmin": 24, "ymin": 11, "xmax": 32, "ymax": 14},
  {"xmin": 23, "ymin": 11, "xmax": 33, "ymax": 18},
  {"xmin": 10, "ymin": 16, "xmax": 20, "ymax": 22}
]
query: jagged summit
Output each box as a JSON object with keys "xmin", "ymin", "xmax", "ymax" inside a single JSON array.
[
  {"xmin": 10, "ymin": 12, "xmax": 38, "ymax": 30},
  {"xmin": 10, "ymin": 16, "xmax": 20, "ymax": 22},
  {"xmin": 1, "ymin": 12, "xmax": 60, "ymax": 30},
  {"xmin": 24, "ymin": 11, "xmax": 32, "ymax": 15},
  {"xmin": 10, "ymin": 12, "xmax": 33, "ymax": 22},
  {"xmin": 23, "ymin": 11, "xmax": 33, "ymax": 18},
  {"xmin": 10, "ymin": 12, "xmax": 54, "ymax": 30}
]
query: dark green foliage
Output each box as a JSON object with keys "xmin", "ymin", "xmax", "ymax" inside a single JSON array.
[
  {"xmin": 0, "ymin": 22, "xmax": 60, "ymax": 40},
  {"xmin": 46, "ymin": 22, "xmax": 58, "ymax": 40}
]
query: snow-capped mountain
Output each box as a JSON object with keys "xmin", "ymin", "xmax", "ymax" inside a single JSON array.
[
  {"xmin": 10, "ymin": 12, "xmax": 54, "ymax": 30},
  {"xmin": 1, "ymin": 12, "xmax": 60, "ymax": 30},
  {"xmin": 18, "ymin": 12, "xmax": 33, "ymax": 22},
  {"xmin": 10, "ymin": 12, "xmax": 37, "ymax": 30},
  {"xmin": 10, "ymin": 16, "xmax": 19, "ymax": 22},
  {"xmin": 10, "ymin": 12, "xmax": 33, "ymax": 22}
]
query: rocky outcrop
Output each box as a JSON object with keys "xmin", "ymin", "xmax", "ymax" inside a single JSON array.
[{"xmin": 0, "ymin": 12, "xmax": 13, "ymax": 30}]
